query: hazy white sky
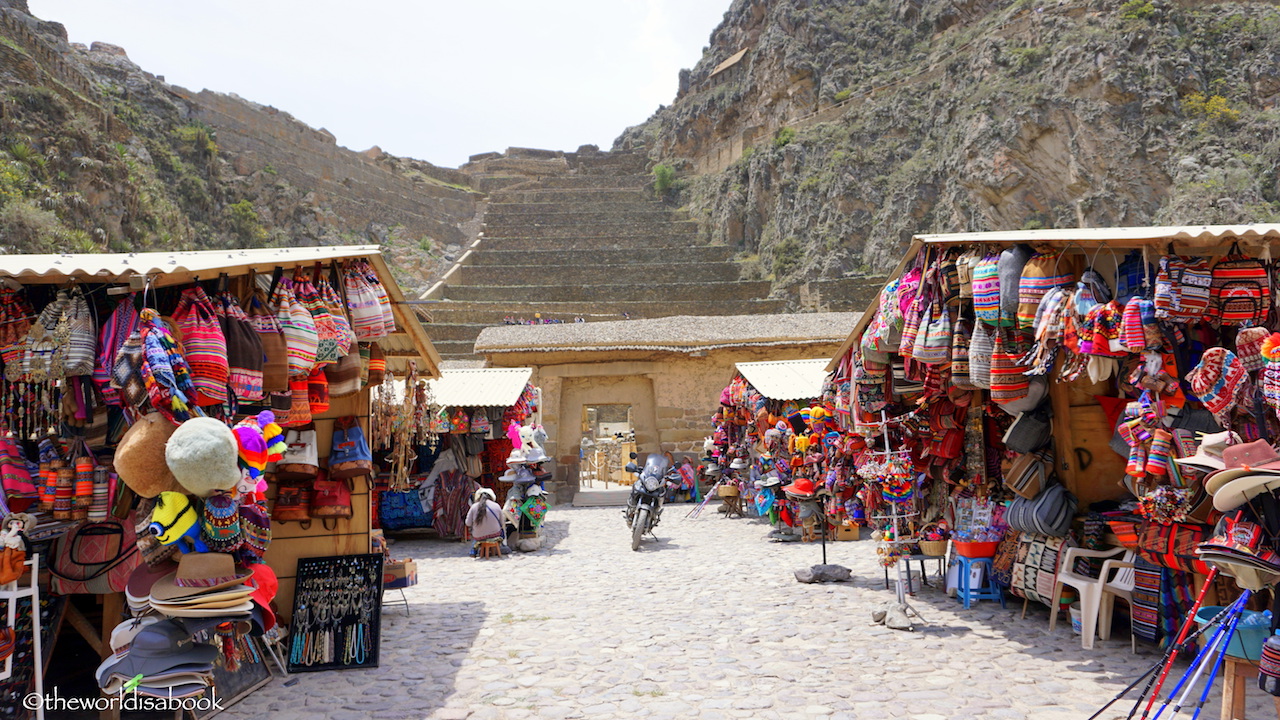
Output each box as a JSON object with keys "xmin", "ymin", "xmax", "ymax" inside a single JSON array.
[{"xmin": 32, "ymin": 0, "xmax": 729, "ymax": 167}]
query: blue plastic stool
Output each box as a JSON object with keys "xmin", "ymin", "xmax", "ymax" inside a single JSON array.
[{"xmin": 955, "ymin": 555, "xmax": 1005, "ymax": 609}]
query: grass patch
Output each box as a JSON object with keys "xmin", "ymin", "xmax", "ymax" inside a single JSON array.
[
  {"xmin": 499, "ymin": 613, "xmax": 551, "ymax": 624},
  {"xmin": 633, "ymin": 689, "xmax": 666, "ymax": 697}
]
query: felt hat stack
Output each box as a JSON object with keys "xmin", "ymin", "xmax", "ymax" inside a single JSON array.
[
  {"xmin": 95, "ymin": 619, "xmax": 217, "ymax": 698},
  {"xmin": 147, "ymin": 552, "xmax": 255, "ymax": 618}
]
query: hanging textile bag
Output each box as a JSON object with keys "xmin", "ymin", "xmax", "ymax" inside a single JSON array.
[
  {"xmin": 1017, "ymin": 252, "xmax": 1074, "ymax": 331},
  {"xmin": 171, "ymin": 286, "xmax": 230, "ymax": 406},
  {"xmin": 318, "ymin": 274, "xmax": 355, "ymax": 357},
  {"xmin": 329, "ymin": 416, "xmax": 374, "ymax": 479},
  {"xmin": 1135, "ymin": 520, "xmax": 1212, "ymax": 575},
  {"xmin": 1210, "ymin": 243, "xmax": 1270, "ymax": 325},
  {"xmin": 93, "ymin": 296, "xmax": 138, "ymax": 405},
  {"xmin": 1005, "ymin": 481, "xmax": 1076, "ymax": 537},
  {"xmin": 989, "ymin": 328, "xmax": 1031, "ymax": 405},
  {"xmin": 363, "ymin": 342, "xmax": 386, "ymax": 386},
  {"xmin": 346, "ymin": 263, "xmax": 386, "ymax": 341},
  {"xmin": 380, "ymin": 489, "xmax": 431, "ymax": 530},
  {"xmin": 448, "ymin": 408, "xmax": 470, "ymax": 434},
  {"xmin": 325, "ymin": 348, "xmax": 362, "ymax": 398},
  {"xmin": 218, "ymin": 291, "xmax": 265, "ymax": 401},
  {"xmin": 310, "ymin": 469, "xmax": 353, "ymax": 529},
  {"xmin": 246, "ymin": 289, "xmax": 290, "ymax": 393},
  {"xmin": 1, "ymin": 436, "xmax": 35, "ymax": 513},
  {"xmin": 1004, "ymin": 448, "xmax": 1052, "ymax": 499},
  {"xmin": 272, "ymin": 480, "xmax": 312, "ymax": 528},
  {"xmin": 269, "ymin": 277, "xmax": 318, "ymax": 378},
  {"xmin": 359, "ymin": 260, "xmax": 397, "ymax": 334},
  {"xmin": 968, "ymin": 324, "xmax": 994, "ymax": 389},
  {"xmin": 1154, "ymin": 255, "xmax": 1213, "ymax": 322},
  {"xmin": 913, "ymin": 301, "xmax": 952, "ymax": 366},
  {"xmin": 306, "ymin": 367, "xmax": 330, "ymax": 415},
  {"xmin": 275, "ymin": 425, "xmax": 319, "ymax": 480},
  {"xmin": 63, "ymin": 288, "xmax": 96, "ymax": 376},
  {"xmin": 49, "ymin": 517, "xmax": 140, "ymax": 594},
  {"xmin": 972, "ymin": 253, "xmax": 1003, "ymax": 326},
  {"xmin": 294, "ymin": 272, "xmax": 339, "ymax": 366},
  {"xmin": 282, "ymin": 378, "xmax": 313, "ymax": 427}
]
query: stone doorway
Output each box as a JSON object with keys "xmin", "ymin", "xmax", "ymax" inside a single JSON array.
[{"xmin": 578, "ymin": 404, "xmax": 635, "ymax": 491}]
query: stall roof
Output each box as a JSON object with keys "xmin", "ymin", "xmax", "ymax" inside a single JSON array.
[
  {"xmin": 0, "ymin": 245, "xmax": 442, "ymax": 379},
  {"xmin": 427, "ymin": 367, "xmax": 533, "ymax": 407},
  {"xmin": 827, "ymin": 222, "xmax": 1280, "ymax": 370},
  {"xmin": 735, "ymin": 359, "xmax": 829, "ymax": 401},
  {"xmin": 474, "ymin": 312, "xmax": 860, "ymax": 355},
  {"xmin": 916, "ymin": 223, "xmax": 1280, "ymax": 249}
]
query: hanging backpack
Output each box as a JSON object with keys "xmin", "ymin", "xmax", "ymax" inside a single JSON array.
[
  {"xmin": 218, "ymin": 291, "xmax": 265, "ymax": 402},
  {"xmin": 1005, "ymin": 480, "xmax": 1077, "ymax": 537},
  {"xmin": 310, "ymin": 468, "xmax": 353, "ymax": 529},
  {"xmin": 63, "ymin": 288, "xmax": 97, "ymax": 376},
  {"xmin": 275, "ymin": 425, "xmax": 319, "ymax": 480},
  {"xmin": 1154, "ymin": 255, "xmax": 1213, "ymax": 322},
  {"xmin": 270, "ymin": 277, "xmax": 318, "ymax": 379},
  {"xmin": 272, "ymin": 480, "xmax": 312, "ymax": 528},
  {"xmin": 1017, "ymin": 252, "xmax": 1074, "ymax": 331},
  {"xmin": 345, "ymin": 263, "xmax": 386, "ymax": 341},
  {"xmin": 1210, "ymin": 243, "xmax": 1270, "ymax": 325},
  {"xmin": 972, "ymin": 253, "xmax": 1002, "ymax": 326},
  {"xmin": 329, "ymin": 416, "xmax": 373, "ymax": 480},
  {"xmin": 246, "ymin": 289, "xmax": 290, "ymax": 393}
]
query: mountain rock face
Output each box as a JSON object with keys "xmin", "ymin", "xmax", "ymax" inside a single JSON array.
[
  {"xmin": 0, "ymin": 2, "xmax": 479, "ymax": 296},
  {"xmin": 617, "ymin": 0, "xmax": 1280, "ymax": 288}
]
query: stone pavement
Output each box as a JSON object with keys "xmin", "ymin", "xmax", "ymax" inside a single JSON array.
[{"xmin": 220, "ymin": 507, "xmax": 1278, "ymax": 720}]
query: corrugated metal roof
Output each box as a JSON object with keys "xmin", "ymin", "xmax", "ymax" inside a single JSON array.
[
  {"xmin": 0, "ymin": 245, "xmax": 386, "ymax": 286},
  {"xmin": 0, "ymin": 245, "xmax": 442, "ymax": 378},
  {"xmin": 736, "ymin": 359, "xmax": 829, "ymax": 401},
  {"xmin": 709, "ymin": 48, "xmax": 749, "ymax": 77},
  {"xmin": 427, "ymin": 367, "xmax": 533, "ymax": 407},
  {"xmin": 917, "ymin": 223, "xmax": 1280, "ymax": 248}
]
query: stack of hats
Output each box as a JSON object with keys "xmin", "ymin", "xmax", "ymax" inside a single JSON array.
[
  {"xmin": 1195, "ymin": 440, "xmax": 1280, "ymax": 588},
  {"xmin": 1203, "ymin": 440, "xmax": 1280, "ymax": 513},
  {"xmin": 1174, "ymin": 431, "xmax": 1241, "ymax": 473},
  {"xmin": 125, "ymin": 560, "xmax": 179, "ymax": 615},
  {"xmin": 95, "ymin": 619, "xmax": 217, "ymax": 698},
  {"xmin": 148, "ymin": 553, "xmax": 254, "ymax": 618},
  {"xmin": 1259, "ymin": 635, "xmax": 1280, "ymax": 695}
]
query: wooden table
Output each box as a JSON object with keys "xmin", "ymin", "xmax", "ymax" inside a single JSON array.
[{"xmin": 1221, "ymin": 656, "xmax": 1280, "ymax": 720}]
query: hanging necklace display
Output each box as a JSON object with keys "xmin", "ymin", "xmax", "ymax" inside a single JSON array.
[{"xmin": 286, "ymin": 553, "xmax": 384, "ymax": 673}]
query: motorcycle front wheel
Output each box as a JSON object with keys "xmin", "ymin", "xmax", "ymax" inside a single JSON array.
[{"xmin": 631, "ymin": 507, "xmax": 650, "ymax": 551}]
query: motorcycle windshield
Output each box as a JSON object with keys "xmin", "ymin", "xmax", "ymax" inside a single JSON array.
[{"xmin": 641, "ymin": 455, "xmax": 670, "ymax": 479}]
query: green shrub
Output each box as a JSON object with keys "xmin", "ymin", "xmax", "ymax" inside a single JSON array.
[
  {"xmin": 1007, "ymin": 47, "xmax": 1048, "ymax": 71},
  {"xmin": 652, "ymin": 163, "xmax": 675, "ymax": 196},
  {"xmin": 6, "ymin": 86, "xmax": 67, "ymax": 122},
  {"xmin": 0, "ymin": 199, "xmax": 62, "ymax": 251},
  {"xmin": 175, "ymin": 123, "xmax": 218, "ymax": 160},
  {"xmin": 1119, "ymin": 0, "xmax": 1155, "ymax": 21},
  {"xmin": 834, "ymin": 88, "xmax": 853, "ymax": 102},
  {"xmin": 224, "ymin": 199, "xmax": 265, "ymax": 243},
  {"xmin": 771, "ymin": 236, "xmax": 803, "ymax": 279},
  {"xmin": 773, "ymin": 127, "xmax": 797, "ymax": 148},
  {"xmin": 7, "ymin": 142, "xmax": 44, "ymax": 170}
]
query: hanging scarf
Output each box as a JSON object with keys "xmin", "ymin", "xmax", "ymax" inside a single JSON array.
[{"xmin": 139, "ymin": 309, "xmax": 194, "ymax": 422}]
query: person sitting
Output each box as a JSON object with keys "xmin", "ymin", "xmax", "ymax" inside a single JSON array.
[{"xmin": 465, "ymin": 488, "xmax": 505, "ymax": 558}]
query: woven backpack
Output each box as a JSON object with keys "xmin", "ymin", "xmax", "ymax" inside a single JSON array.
[
  {"xmin": 1210, "ymin": 243, "xmax": 1269, "ymax": 325},
  {"xmin": 972, "ymin": 253, "xmax": 1002, "ymax": 326},
  {"xmin": 1154, "ymin": 255, "xmax": 1213, "ymax": 322},
  {"xmin": 172, "ymin": 286, "xmax": 230, "ymax": 406}
]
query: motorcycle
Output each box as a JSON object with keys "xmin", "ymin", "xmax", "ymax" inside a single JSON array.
[{"xmin": 623, "ymin": 452, "xmax": 679, "ymax": 551}]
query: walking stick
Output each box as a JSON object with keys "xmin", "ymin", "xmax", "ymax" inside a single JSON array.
[
  {"xmin": 1088, "ymin": 603, "xmax": 1235, "ymax": 720},
  {"xmin": 1136, "ymin": 567, "xmax": 1220, "ymax": 719},
  {"xmin": 1186, "ymin": 602, "xmax": 1248, "ymax": 720},
  {"xmin": 686, "ymin": 476, "xmax": 725, "ymax": 519},
  {"xmin": 1150, "ymin": 592, "xmax": 1250, "ymax": 720}
]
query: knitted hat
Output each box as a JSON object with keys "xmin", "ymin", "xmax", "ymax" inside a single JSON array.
[
  {"xmin": 1237, "ymin": 327, "xmax": 1270, "ymax": 373},
  {"xmin": 200, "ymin": 491, "xmax": 242, "ymax": 554},
  {"xmin": 1188, "ymin": 347, "xmax": 1248, "ymax": 420},
  {"xmin": 165, "ymin": 418, "xmax": 241, "ymax": 498},
  {"xmin": 115, "ymin": 414, "xmax": 184, "ymax": 499},
  {"xmin": 1121, "ymin": 297, "xmax": 1147, "ymax": 353},
  {"xmin": 236, "ymin": 502, "xmax": 271, "ymax": 564}
]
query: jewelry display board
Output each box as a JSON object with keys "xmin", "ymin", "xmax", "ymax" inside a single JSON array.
[
  {"xmin": 286, "ymin": 553, "xmax": 383, "ymax": 673},
  {"xmin": 188, "ymin": 634, "xmax": 274, "ymax": 720}
]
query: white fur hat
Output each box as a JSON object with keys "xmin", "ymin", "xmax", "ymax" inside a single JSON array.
[
  {"xmin": 474, "ymin": 488, "xmax": 496, "ymax": 503},
  {"xmin": 164, "ymin": 418, "xmax": 241, "ymax": 498}
]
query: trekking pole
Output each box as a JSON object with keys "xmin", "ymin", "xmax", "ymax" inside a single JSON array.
[
  {"xmin": 686, "ymin": 477, "xmax": 725, "ymax": 519},
  {"xmin": 1135, "ymin": 567, "xmax": 1220, "ymax": 719},
  {"xmin": 1089, "ymin": 603, "xmax": 1234, "ymax": 720},
  {"xmin": 1150, "ymin": 592, "xmax": 1249, "ymax": 720},
  {"xmin": 1186, "ymin": 600, "xmax": 1248, "ymax": 720}
]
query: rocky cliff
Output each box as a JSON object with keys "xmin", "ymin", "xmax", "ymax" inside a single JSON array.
[
  {"xmin": 0, "ymin": 2, "xmax": 479, "ymax": 295},
  {"xmin": 617, "ymin": 0, "xmax": 1280, "ymax": 288}
]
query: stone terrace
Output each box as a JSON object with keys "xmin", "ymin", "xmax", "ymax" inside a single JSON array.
[{"xmin": 417, "ymin": 149, "xmax": 785, "ymax": 361}]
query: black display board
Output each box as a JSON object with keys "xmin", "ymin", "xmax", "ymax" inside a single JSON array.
[{"xmin": 286, "ymin": 553, "xmax": 383, "ymax": 673}]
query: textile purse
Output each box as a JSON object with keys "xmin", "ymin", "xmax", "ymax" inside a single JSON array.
[
  {"xmin": 1005, "ymin": 481, "xmax": 1076, "ymax": 537},
  {"xmin": 913, "ymin": 301, "xmax": 952, "ymax": 366},
  {"xmin": 275, "ymin": 425, "xmax": 319, "ymax": 480},
  {"xmin": 1005, "ymin": 448, "xmax": 1051, "ymax": 500},
  {"xmin": 294, "ymin": 273, "xmax": 339, "ymax": 366},
  {"xmin": 270, "ymin": 277, "xmax": 319, "ymax": 378},
  {"xmin": 990, "ymin": 328, "xmax": 1031, "ymax": 405},
  {"xmin": 329, "ymin": 416, "xmax": 373, "ymax": 480},
  {"xmin": 346, "ymin": 263, "xmax": 387, "ymax": 341},
  {"xmin": 968, "ymin": 323, "xmax": 994, "ymax": 389},
  {"xmin": 325, "ymin": 347, "xmax": 362, "ymax": 398},
  {"xmin": 272, "ymin": 479, "xmax": 312, "ymax": 528},
  {"xmin": 1002, "ymin": 400, "xmax": 1053, "ymax": 454},
  {"xmin": 448, "ymin": 408, "xmax": 470, "ymax": 434},
  {"xmin": 247, "ymin": 289, "xmax": 290, "ymax": 393},
  {"xmin": 310, "ymin": 469, "xmax": 353, "ymax": 529},
  {"xmin": 172, "ymin": 286, "xmax": 230, "ymax": 406},
  {"xmin": 63, "ymin": 288, "xmax": 96, "ymax": 376},
  {"xmin": 49, "ymin": 518, "xmax": 140, "ymax": 595}
]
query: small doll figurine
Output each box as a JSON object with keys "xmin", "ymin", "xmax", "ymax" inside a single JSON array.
[{"xmin": 0, "ymin": 513, "xmax": 34, "ymax": 585}]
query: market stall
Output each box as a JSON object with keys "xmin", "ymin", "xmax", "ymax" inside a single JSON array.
[
  {"xmin": 0, "ymin": 245, "xmax": 440, "ymax": 716},
  {"xmin": 705, "ymin": 358, "xmax": 858, "ymax": 540},
  {"xmin": 372, "ymin": 367, "xmax": 549, "ymax": 553},
  {"xmin": 823, "ymin": 224, "xmax": 1280, "ymax": 685}
]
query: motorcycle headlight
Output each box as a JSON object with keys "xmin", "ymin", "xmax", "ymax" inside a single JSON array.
[{"xmin": 641, "ymin": 475, "xmax": 663, "ymax": 493}]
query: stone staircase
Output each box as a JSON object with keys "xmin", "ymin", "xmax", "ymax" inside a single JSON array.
[{"xmin": 419, "ymin": 149, "xmax": 786, "ymax": 361}]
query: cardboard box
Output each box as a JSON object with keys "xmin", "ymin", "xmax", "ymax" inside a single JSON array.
[
  {"xmin": 383, "ymin": 560, "xmax": 418, "ymax": 589},
  {"xmin": 833, "ymin": 524, "xmax": 860, "ymax": 541}
]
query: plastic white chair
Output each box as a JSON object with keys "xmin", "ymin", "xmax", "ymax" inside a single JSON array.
[{"xmin": 1048, "ymin": 547, "xmax": 1136, "ymax": 650}]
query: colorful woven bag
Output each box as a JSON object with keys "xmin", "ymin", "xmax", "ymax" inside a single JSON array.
[
  {"xmin": 246, "ymin": 289, "xmax": 290, "ymax": 393},
  {"xmin": 294, "ymin": 272, "xmax": 338, "ymax": 367},
  {"xmin": 346, "ymin": 262, "xmax": 387, "ymax": 341},
  {"xmin": 270, "ymin": 278, "xmax": 318, "ymax": 378},
  {"xmin": 171, "ymin": 286, "xmax": 230, "ymax": 405},
  {"xmin": 990, "ymin": 328, "xmax": 1031, "ymax": 405}
]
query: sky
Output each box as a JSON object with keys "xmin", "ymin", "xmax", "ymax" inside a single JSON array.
[{"xmin": 32, "ymin": 0, "xmax": 730, "ymax": 168}]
